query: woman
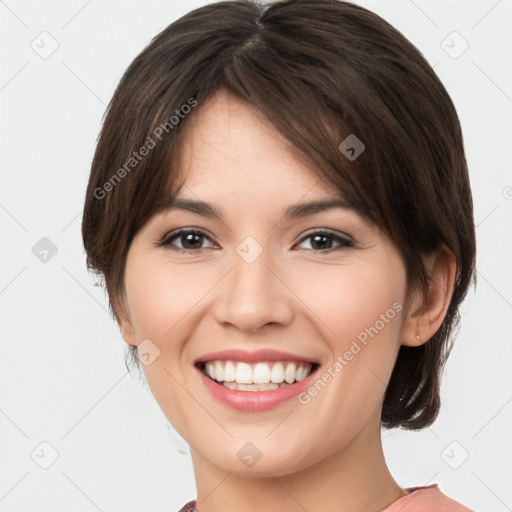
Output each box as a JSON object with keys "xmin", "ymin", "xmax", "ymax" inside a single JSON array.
[{"xmin": 81, "ymin": 0, "xmax": 476, "ymax": 510}]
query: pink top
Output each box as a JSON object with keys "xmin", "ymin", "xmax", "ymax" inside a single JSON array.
[
  {"xmin": 383, "ymin": 484, "xmax": 473, "ymax": 511},
  {"xmin": 178, "ymin": 484, "xmax": 473, "ymax": 511}
]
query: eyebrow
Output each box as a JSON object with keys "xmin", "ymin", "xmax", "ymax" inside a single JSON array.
[{"xmin": 157, "ymin": 197, "xmax": 357, "ymax": 222}]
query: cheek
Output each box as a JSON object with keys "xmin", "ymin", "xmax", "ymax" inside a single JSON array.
[
  {"xmin": 123, "ymin": 256, "xmax": 208, "ymax": 431},
  {"xmin": 125, "ymin": 257, "xmax": 209, "ymax": 341},
  {"xmin": 289, "ymin": 257, "xmax": 407, "ymax": 415},
  {"xmin": 289, "ymin": 258, "xmax": 406, "ymax": 345}
]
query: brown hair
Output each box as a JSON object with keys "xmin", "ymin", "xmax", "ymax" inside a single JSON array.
[{"xmin": 81, "ymin": 0, "xmax": 476, "ymax": 429}]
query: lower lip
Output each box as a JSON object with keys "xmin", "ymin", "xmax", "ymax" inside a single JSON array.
[{"xmin": 196, "ymin": 365, "xmax": 318, "ymax": 412}]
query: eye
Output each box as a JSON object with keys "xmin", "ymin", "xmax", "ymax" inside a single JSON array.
[
  {"xmin": 156, "ymin": 228, "xmax": 217, "ymax": 253},
  {"xmin": 295, "ymin": 230, "xmax": 353, "ymax": 252},
  {"xmin": 156, "ymin": 228, "xmax": 353, "ymax": 254}
]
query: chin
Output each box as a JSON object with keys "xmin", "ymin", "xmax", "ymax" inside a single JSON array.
[{"xmin": 200, "ymin": 443, "xmax": 319, "ymax": 479}]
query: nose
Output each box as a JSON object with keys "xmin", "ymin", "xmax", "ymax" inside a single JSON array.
[{"xmin": 212, "ymin": 241, "xmax": 295, "ymax": 334}]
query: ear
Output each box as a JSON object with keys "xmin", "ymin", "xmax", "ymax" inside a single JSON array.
[{"xmin": 401, "ymin": 244, "xmax": 457, "ymax": 346}]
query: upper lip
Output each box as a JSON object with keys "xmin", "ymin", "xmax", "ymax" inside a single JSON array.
[{"xmin": 195, "ymin": 348, "xmax": 320, "ymax": 365}]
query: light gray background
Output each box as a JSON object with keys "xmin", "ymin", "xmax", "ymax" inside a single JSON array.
[{"xmin": 1, "ymin": 1, "xmax": 511, "ymax": 511}]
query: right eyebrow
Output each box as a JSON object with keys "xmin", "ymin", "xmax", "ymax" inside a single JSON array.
[{"xmin": 157, "ymin": 198, "xmax": 225, "ymax": 221}]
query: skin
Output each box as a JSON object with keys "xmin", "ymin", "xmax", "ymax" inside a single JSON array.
[{"xmin": 120, "ymin": 89, "xmax": 457, "ymax": 512}]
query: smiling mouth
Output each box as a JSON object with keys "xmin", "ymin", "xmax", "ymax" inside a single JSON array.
[{"xmin": 196, "ymin": 360, "xmax": 320, "ymax": 391}]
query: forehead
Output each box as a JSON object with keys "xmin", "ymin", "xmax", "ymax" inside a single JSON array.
[
  {"xmin": 153, "ymin": 93, "xmax": 378, "ymax": 240},
  {"xmin": 176, "ymin": 89, "xmax": 329, "ymax": 198}
]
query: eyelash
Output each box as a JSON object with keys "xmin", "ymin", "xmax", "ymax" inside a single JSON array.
[{"xmin": 155, "ymin": 228, "xmax": 354, "ymax": 254}]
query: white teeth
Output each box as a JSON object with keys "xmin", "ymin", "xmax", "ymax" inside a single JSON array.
[
  {"xmin": 295, "ymin": 364, "xmax": 309, "ymax": 382},
  {"xmin": 223, "ymin": 382, "xmax": 280, "ymax": 391},
  {"xmin": 235, "ymin": 362, "xmax": 253, "ymax": 384},
  {"xmin": 270, "ymin": 362, "xmax": 284, "ymax": 383},
  {"xmin": 222, "ymin": 381, "xmax": 293, "ymax": 391},
  {"xmin": 214, "ymin": 361, "xmax": 224, "ymax": 382},
  {"xmin": 223, "ymin": 360, "xmax": 235, "ymax": 382},
  {"xmin": 203, "ymin": 360, "xmax": 314, "ymax": 386},
  {"xmin": 253, "ymin": 362, "xmax": 271, "ymax": 384},
  {"xmin": 285, "ymin": 362, "xmax": 296, "ymax": 384}
]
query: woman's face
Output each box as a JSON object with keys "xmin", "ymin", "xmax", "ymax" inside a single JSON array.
[{"xmin": 121, "ymin": 89, "xmax": 410, "ymax": 477}]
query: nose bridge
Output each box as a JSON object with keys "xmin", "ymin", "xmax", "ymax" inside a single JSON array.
[
  {"xmin": 232, "ymin": 235, "xmax": 271, "ymax": 292},
  {"xmin": 214, "ymin": 235, "xmax": 294, "ymax": 332}
]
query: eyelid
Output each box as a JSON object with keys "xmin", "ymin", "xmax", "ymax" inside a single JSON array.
[{"xmin": 296, "ymin": 228, "xmax": 352, "ymax": 243}]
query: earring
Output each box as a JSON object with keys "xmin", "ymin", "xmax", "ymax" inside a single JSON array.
[{"xmin": 415, "ymin": 334, "xmax": 421, "ymax": 342}]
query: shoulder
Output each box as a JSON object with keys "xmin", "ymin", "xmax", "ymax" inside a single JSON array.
[
  {"xmin": 383, "ymin": 484, "xmax": 473, "ymax": 512},
  {"xmin": 177, "ymin": 500, "xmax": 197, "ymax": 512}
]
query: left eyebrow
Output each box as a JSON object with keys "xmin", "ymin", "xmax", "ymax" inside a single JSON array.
[
  {"xmin": 282, "ymin": 198, "xmax": 357, "ymax": 220},
  {"xmin": 156, "ymin": 197, "xmax": 358, "ymax": 222}
]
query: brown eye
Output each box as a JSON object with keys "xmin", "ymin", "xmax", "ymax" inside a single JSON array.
[
  {"xmin": 158, "ymin": 229, "xmax": 216, "ymax": 252},
  {"xmin": 296, "ymin": 231, "xmax": 353, "ymax": 252}
]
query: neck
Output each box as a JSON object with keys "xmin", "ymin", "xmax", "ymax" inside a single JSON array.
[{"xmin": 190, "ymin": 417, "xmax": 406, "ymax": 512}]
